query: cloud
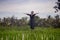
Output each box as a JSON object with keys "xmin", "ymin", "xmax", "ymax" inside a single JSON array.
[
  {"xmin": 0, "ymin": 0, "xmax": 58, "ymax": 18},
  {"xmin": 0, "ymin": 0, "xmax": 57, "ymax": 4},
  {"xmin": 0, "ymin": 0, "xmax": 28, "ymax": 4},
  {"xmin": 0, "ymin": 1, "xmax": 55, "ymax": 13}
]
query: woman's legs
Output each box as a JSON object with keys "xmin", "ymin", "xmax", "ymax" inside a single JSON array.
[{"xmin": 30, "ymin": 23, "xmax": 34, "ymax": 29}]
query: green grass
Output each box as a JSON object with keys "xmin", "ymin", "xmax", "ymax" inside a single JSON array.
[{"xmin": 0, "ymin": 26, "xmax": 60, "ymax": 40}]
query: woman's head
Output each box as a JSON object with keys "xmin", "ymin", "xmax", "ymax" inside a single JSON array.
[{"xmin": 31, "ymin": 11, "xmax": 34, "ymax": 14}]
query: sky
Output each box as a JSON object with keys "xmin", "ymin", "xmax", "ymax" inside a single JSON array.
[{"xmin": 0, "ymin": 0, "xmax": 59, "ymax": 19}]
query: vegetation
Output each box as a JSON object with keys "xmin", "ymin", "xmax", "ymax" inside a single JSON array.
[
  {"xmin": 0, "ymin": 14, "xmax": 60, "ymax": 28},
  {"xmin": 0, "ymin": 26, "xmax": 60, "ymax": 40},
  {"xmin": 0, "ymin": 0, "xmax": 60, "ymax": 40},
  {"xmin": 0, "ymin": 11, "xmax": 60, "ymax": 40}
]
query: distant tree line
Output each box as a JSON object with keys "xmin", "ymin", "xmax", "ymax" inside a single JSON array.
[
  {"xmin": 0, "ymin": 16, "xmax": 28, "ymax": 27},
  {"xmin": 34, "ymin": 14, "xmax": 60, "ymax": 28},
  {"xmin": 0, "ymin": 14, "xmax": 60, "ymax": 28}
]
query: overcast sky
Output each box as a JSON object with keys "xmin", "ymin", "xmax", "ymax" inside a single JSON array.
[{"xmin": 0, "ymin": 0, "xmax": 59, "ymax": 19}]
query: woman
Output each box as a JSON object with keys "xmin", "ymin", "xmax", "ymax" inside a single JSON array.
[{"xmin": 25, "ymin": 11, "xmax": 38, "ymax": 29}]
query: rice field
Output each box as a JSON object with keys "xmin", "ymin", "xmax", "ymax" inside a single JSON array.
[{"xmin": 0, "ymin": 26, "xmax": 60, "ymax": 40}]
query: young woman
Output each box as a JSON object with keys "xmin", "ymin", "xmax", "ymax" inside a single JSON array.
[{"xmin": 25, "ymin": 11, "xmax": 38, "ymax": 29}]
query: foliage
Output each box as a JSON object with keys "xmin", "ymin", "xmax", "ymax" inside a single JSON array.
[
  {"xmin": 0, "ymin": 26, "xmax": 60, "ymax": 40},
  {"xmin": 0, "ymin": 14, "xmax": 60, "ymax": 28}
]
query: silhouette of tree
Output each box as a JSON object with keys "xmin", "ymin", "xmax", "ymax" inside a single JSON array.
[{"xmin": 54, "ymin": 0, "xmax": 60, "ymax": 13}]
